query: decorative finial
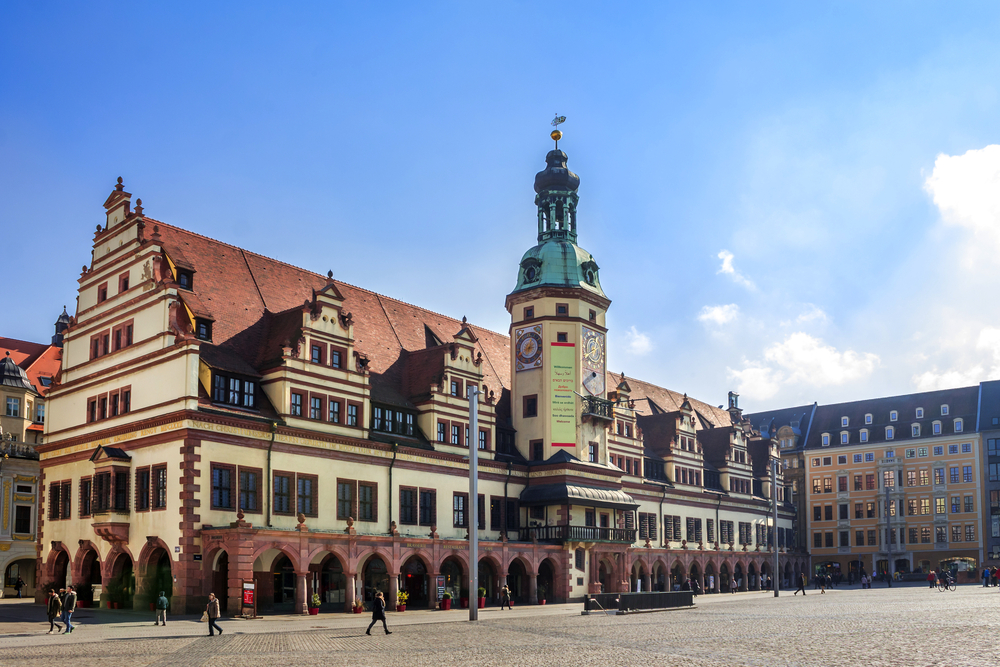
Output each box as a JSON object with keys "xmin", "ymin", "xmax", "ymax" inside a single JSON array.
[
  {"xmin": 116, "ymin": 176, "xmax": 124, "ymax": 191},
  {"xmin": 550, "ymin": 114, "xmax": 566, "ymax": 148},
  {"xmin": 462, "ymin": 315, "xmax": 467, "ymax": 324},
  {"xmin": 134, "ymin": 198, "xmax": 143, "ymax": 216},
  {"xmin": 327, "ymin": 270, "xmax": 333, "ymax": 279}
]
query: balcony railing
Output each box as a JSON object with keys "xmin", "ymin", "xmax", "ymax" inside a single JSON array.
[
  {"xmin": 518, "ymin": 525, "xmax": 637, "ymax": 543},
  {"xmin": 582, "ymin": 396, "xmax": 614, "ymax": 421},
  {"xmin": 0, "ymin": 442, "xmax": 39, "ymax": 460}
]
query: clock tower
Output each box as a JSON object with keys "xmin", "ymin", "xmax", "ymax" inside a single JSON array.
[{"xmin": 506, "ymin": 130, "xmax": 613, "ymax": 465}]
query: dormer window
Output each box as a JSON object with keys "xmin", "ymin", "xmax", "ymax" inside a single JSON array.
[
  {"xmin": 890, "ymin": 411, "xmax": 898, "ymax": 422},
  {"xmin": 911, "ymin": 424, "xmax": 920, "ymax": 437},
  {"xmin": 955, "ymin": 418, "xmax": 964, "ymax": 432},
  {"xmin": 860, "ymin": 429, "xmax": 869, "ymax": 443},
  {"xmin": 841, "ymin": 416, "xmax": 849, "ymax": 427},
  {"xmin": 865, "ymin": 413, "xmax": 872, "ymax": 424},
  {"xmin": 840, "ymin": 432, "xmax": 849, "ymax": 444},
  {"xmin": 941, "ymin": 404, "xmax": 949, "ymax": 416},
  {"xmin": 932, "ymin": 421, "xmax": 941, "ymax": 436},
  {"xmin": 177, "ymin": 270, "xmax": 193, "ymax": 290},
  {"xmin": 886, "ymin": 426, "xmax": 894, "ymax": 439},
  {"xmin": 916, "ymin": 407, "xmax": 924, "ymax": 419},
  {"xmin": 195, "ymin": 319, "xmax": 212, "ymax": 341},
  {"xmin": 822, "ymin": 433, "xmax": 830, "ymax": 446},
  {"xmin": 211, "ymin": 372, "xmax": 256, "ymax": 409}
]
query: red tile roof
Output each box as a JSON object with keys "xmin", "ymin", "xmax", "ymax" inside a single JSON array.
[
  {"xmin": 0, "ymin": 337, "xmax": 61, "ymax": 396},
  {"xmin": 608, "ymin": 372, "xmax": 733, "ymax": 431}
]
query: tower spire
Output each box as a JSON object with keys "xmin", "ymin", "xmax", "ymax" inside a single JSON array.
[{"xmin": 534, "ymin": 118, "xmax": 579, "ymax": 244}]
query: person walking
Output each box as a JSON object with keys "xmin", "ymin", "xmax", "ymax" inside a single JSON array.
[
  {"xmin": 794, "ymin": 573, "xmax": 806, "ymax": 595},
  {"xmin": 729, "ymin": 577, "xmax": 736, "ymax": 594},
  {"xmin": 62, "ymin": 585, "xmax": 76, "ymax": 634},
  {"xmin": 983, "ymin": 568, "xmax": 990, "ymax": 588},
  {"xmin": 46, "ymin": 589, "xmax": 63, "ymax": 634},
  {"xmin": 927, "ymin": 571, "xmax": 935, "ymax": 589},
  {"xmin": 206, "ymin": 593, "xmax": 223, "ymax": 636},
  {"xmin": 499, "ymin": 585, "xmax": 511, "ymax": 610},
  {"xmin": 366, "ymin": 591, "xmax": 391, "ymax": 635},
  {"xmin": 14, "ymin": 576, "xmax": 24, "ymax": 599},
  {"xmin": 155, "ymin": 591, "xmax": 169, "ymax": 626}
]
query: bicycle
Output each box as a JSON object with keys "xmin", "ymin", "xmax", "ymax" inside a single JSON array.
[{"xmin": 937, "ymin": 576, "xmax": 956, "ymax": 592}]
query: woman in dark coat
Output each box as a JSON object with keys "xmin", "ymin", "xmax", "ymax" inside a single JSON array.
[
  {"xmin": 46, "ymin": 589, "xmax": 63, "ymax": 634},
  {"xmin": 366, "ymin": 591, "xmax": 391, "ymax": 635}
]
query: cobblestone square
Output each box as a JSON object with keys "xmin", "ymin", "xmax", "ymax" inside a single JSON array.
[{"xmin": 1, "ymin": 584, "xmax": 996, "ymax": 666}]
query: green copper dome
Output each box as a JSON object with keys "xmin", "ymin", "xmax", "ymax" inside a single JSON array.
[{"xmin": 509, "ymin": 146, "xmax": 606, "ymax": 299}]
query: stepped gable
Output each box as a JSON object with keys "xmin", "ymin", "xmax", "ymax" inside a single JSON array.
[
  {"xmin": 152, "ymin": 221, "xmax": 511, "ymax": 401},
  {"xmin": 608, "ymin": 371, "xmax": 733, "ymax": 430}
]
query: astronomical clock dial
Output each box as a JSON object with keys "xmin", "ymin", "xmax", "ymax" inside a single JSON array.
[
  {"xmin": 515, "ymin": 325, "xmax": 543, "ymax": 371},
  {"xmin": 581, "ymin": 326, "xmax": 606, "ymax": 395}
]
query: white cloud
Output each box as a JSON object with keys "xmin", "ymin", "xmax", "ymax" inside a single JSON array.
[
  {"xmin": 796, "ymin": 304, "xmax": 828, "ymax": 324},
  {"xmin": 924, "ymin": 145, "xmax": 1000, "ymax": 261},
  {"xmin": 911, "ymin": 326, "xmax": 1000, "ymax": 391},
  {"xmin": 716, "ymin": 250, "xmax": 756, "ymax": 290},
  {"xmin": 697, "ymin": 304, "xmax": 740, "ymax": 326},
  {"xmin": 623, "ymin": 326, "xmax": 653, "ymax": 355},
  {"xmin": 728, "ymin": 333, "xmax": 879, "ymax": 401},
  {"xmin": 912, "ymin": 367, "xmax": 984, "ymax": 392}
]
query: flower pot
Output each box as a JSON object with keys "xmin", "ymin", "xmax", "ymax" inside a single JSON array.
[
  {"xmin": 353, "ymin": 606, "xmax": 363, "ymax": 614},
  {"xmin": 477, "ymin": 597, "xmax": 485, "ymax": 609},
  {"xmin": 150, "ymin": 602, "xmax": 156, "ymax": 611},
  {"xmin": 460, "ymin": 597, "xmax": 469, "ymax": 609},
  {"xmin": 440, "ymin": 598, "xmax": 452, "ymax": 610},
  {"xmin": 396, "ymin": 604, "xmax": 405, "ymax": 612},
  {"xmin": 113, "ymin": 602, "xmax": 120, "ymax": 609},
  {"xmin": 308, "ymin": 607, "xmax": 319, "ymax": 615},
  {"xmin": 539, "ymin": 600, "xmax": 546, "ymax": 605}
]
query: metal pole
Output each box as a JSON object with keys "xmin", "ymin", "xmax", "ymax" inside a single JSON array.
[
  {"xmin": 773, "ymin": 459, "xmax": 779, "ymax": 598},
  {"xmin": 884, "ymin": 481, "xmax": 891, "ymax": 586},
  {"xmin": 468, "ymin": 385, "xmax": 480, "ymax": 621}
]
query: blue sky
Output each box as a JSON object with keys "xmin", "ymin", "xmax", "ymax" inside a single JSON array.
[{"xmin": 5, "ymin": 2, "xmax": 1000, "ymax": 411}]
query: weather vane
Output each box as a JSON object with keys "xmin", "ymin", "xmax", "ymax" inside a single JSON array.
[{"xmin": 550, "ymin": 114, "xmax": 566, "ymax": 148}]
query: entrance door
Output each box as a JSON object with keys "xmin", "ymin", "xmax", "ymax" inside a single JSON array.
[
  {"xmin": 401, "ymin": 557, "xmax": 428, "ymax": 608},
  {"xmin": 273, "ymin": 555, "xmax": 295, "ymax": 605}
]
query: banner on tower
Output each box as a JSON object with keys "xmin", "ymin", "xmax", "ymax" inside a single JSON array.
[{"xmin": 550, "ymin": 342, "xmax": 577, "ymax": 447}]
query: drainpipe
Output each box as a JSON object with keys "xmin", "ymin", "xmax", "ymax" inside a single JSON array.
[
  {"xmin": 266, "ymin": 421, "xmax": 277, "ymax": 527},
  {"xmin": 388, "ymin": 443, "xmax": 398, "ymax": 534}
]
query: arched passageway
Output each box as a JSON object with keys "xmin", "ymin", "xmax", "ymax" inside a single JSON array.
[
  {"xmin": 537, "ymin": 559, "xmax": 555, "ymax": 603},
  {"xmin": 478, "ymin": 558, "xmax": 497, "ymax": 603},
  {"xmin": 440, "ymin": 556, "xmax": 465, "ymax": 603},
  {"xmin": 319, "ymin": 554, "xmax": 347, "ymax": 610},
  {"xmin": 77, "ymin": 550, "xmax": 101, "ymax": 606},
  {"xmin": 272, "ymin": 554, "xmax": 295, "ymax": 607},
  {"xmin": 51, "ymin": 551, "xmax": 69, "ymax": 593},
  {"xmin": 508, "ymin": 559, "xmax": 528, "ymax": 603},
  {"xmin": 107, "ymin": 553, "xmax": 134, "ymax": 608},
  {"xmin": 362, "ymin": 555, "xmax": 389, "ymax": 603},
  {"xmin": 213, "ymin": 551, "xmax": 230, "ymax": 612},
  {"xmin": 400, "ymin": 556, "xmax": 428, "ymax": 608}
]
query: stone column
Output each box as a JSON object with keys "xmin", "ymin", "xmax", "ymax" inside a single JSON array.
[
  {"xmin": 388, "ymin": 570, "xmax": 399, "ymax": 611},
  {"xmin": 429, "ymin": 570, "xmax": 440, "ymax": 609},
  {"xmin": 528, "ymin": 572, "xmax": 538, "ymax": 604},
  {"xmin": 295, "ymin": 571, "xmax": 308, "ymax": 614},
  {"xmin": 344, "ymin": 573, "xmax": 357, "ymax": 612}
]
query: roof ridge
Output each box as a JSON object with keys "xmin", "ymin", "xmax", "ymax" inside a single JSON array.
[{"xmin": 152, "ymin": 220, "xmax": 511, "ymax": 340}]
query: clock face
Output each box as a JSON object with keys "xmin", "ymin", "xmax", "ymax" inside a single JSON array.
[
  {"xmin": 581, "ymin": 326, "xmax": 606, "ymax": 395},
  {"xmin": 583, "ymin": 335, "xmax": 604, "ymax": 365},
  {"xmin": 515, "ymin": 326, "xmax": 543, "ymax": 371}
]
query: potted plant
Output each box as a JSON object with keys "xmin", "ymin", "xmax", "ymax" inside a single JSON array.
[
  {"xmin": 537, "ymin": 584, "xmax": 547, "ymax": 605},
  {"xmin": 396, "ymin": 591, "xmax": 408, "ymax": 612},
  {"xmin": 477, "ymin": 586, "xmax": 486, "ymax": 609},
  {"xmin": 459, "ymin": 589, "xmax": 469, "ymax": 609},
  {"xmin": 352, "ymin": 598, "xmax": 364, "ymax": 614},
  {"xmin": 440, "ymin": 591, "xmax": 452, "ymax": 610},
  {"xmin": 309, "ymin": 592, "xmax": 321, "ymax": 615}
]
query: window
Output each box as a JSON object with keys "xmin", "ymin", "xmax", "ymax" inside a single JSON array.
[
  {"xmin": 838, "ymin": 504, "xmax": 848, "ymax": 520},
  {"xmin": 907, "ymin": 499, "xmax": 916, "ymax": 515},
  {"xmin": 589, "ymin": 309, "xmax": 597, "ymax": 322},
  {"xmin": 962, "ymin": 442, "xmax": 971, "ymax": 453},
  {"xmin": 347, "ymin": 404, "xmax": 358, "ymax": 426},
  {"xmin": 916, "ymin": 407, "xmax": 924, "ymax": 419},
  {"xmin": 556, "ymin": 332, "xmax": 568, "ymax": 343},
  {"xmin": 400, "ymin": 488, "xmax": 416, "ymax": 525},
  {"xmin": 838, "ymin": 476, "xmax": 847, "ymax": 492},
  {"xmin": 5, "ymin": 397, "xmax": 19, "ymax": 417},
  {"xmin": 840, "ymin": 432, "xmax": 849, "ymax": 444},
  {"xmin": 949, "ymin": 466, "xmax": 959, "ymax": 484},
  {"xmin": 965, "ymin": 495, "xmax": 974, "ymax": 513},
  {"xmin": 419, "ymin": 489, "xmax": 436, "ymax": 526},
  {"xmin": 211, "ymin": 465, "xmax": 234, "ymax": 510},
  {"xmin": 865, "ymin": 452, "xmax": 875, "ymax": 462},
  {"xmin": 941, "ymin": 404, "xmax": 949, "ymax": 416},
  {"xmin": 136, "ymin": 468, "xmax": 150, "ymax": 511},
  {"xmin": 934, "ymin": 446, "xmax": 944, "ymax": 456},
  {"xmin": 824, "ymin": 505, "xmax": 833, "ymax": 521},
  {"xmin": 840, "ymin": 531, "xmax": 849, "ymax": 547},
  {"xmin": 450, "ymin": 380, "xmax": 460, "ymax": 397},
  {"xmin": 239, "ymin": 468, "xmax": 260, "ymax": 513},
  {"xmin": 556, "ymin": 303, "xmax": 568, "ymax": 316},
  {"xmin": 524, "ymin": 306, "xmax": 534, "ymax": 319},
  {"xmin": 811, "ymin": 458, "xmax": 821, "ymax": 467},
  {"xmin": 860, "ymin": 430, "xmax": 868, "ymax": 443},
  {"xmin": 854, "ymin": 502, "xmax": 863, "ymax": 519},
  {"xmin": 951, "ymin": 496, "xmax": 960, "ymax": 513},
  {"xmin": 920, "ymin": 469, "xmax": 929, "ymax": 485},
  {"xmin": 35, "ymin": 403, "xmax": 44, "ymax": 423},
  {"xmin": 886, "ymin": 426, "xmax": 894, "ymax": 440},
  {"xmin": 80, "ymin": 478, "xmax": 92, "ymax": 517},
  {"xmin": 825, "ymin": 532, "xmax": 834, "ymax": 548},
  {"xmin": 955, "ymin": 419, "xmax": 964, "ymax": 433},
  {"xmin": 451, "ymin": 424, "xmax": 460, "ymax": 445},
  {"xmin": 890, "ymin": 411, "xmax": 898, "ymax": 422},
  {"xmin": 854, "ymin": 454, "xmax": 863, "ymax": 463},
  {"xmin": 866, "ymin": 474, "xmax": 875, "ymax": 490},
  {"xmin": 947, "ymin": 444, "xmax": 958, "ymax": 455},
  {"xmin": 588, "ymin": 443, "xmax": 597, "ymax": 463},
  {"xmin": 113, "ymin": 471, "xmax": 129, "ymax": 510},
  {"xmin": 935, "ymin": 468, "xmax": 944, "ymax": 485},
  {"xmin": 13, "ymin": 506, "xmax": 31, "ymax": 534},
  {"xmin": 936, "ymin": 526, "xmax": 947, "ymax": 543},
  {"xmin": 933, "ymin": 422, "xmax": 941, "ymax": 436},
  {"xmin": 865, "ymin": 413, "xmax": 873, "ymax": 424},
  {"xmin": 358, "ymin": 482, "xmax": 376, "ymax": 522},
  {"xmin": 274, "ymin": 473, "xmax": 292, "ymax": 514},
  {"xmin": 822, "ymin": 434, "xmax": 830, "ymax": 446},
  {"xmin": 337, "ymin": 480, "xmax": 354, "ymax": 519},
  {"xmin": 963, "ymin": 465, "xmax": 973, "ymax": 483},
  {"xmin": 290, "ymin": 392, "xmax": 303, "ymax": 416},
  {"xmin": 967, "ymin": 524, "xmax": 976, "ymax": 541},
  {"xmin": 838, "ymin": 455, "xmax": 848, "ymax": 465},
  {"xmin": 436, "ymin": 422, "xmax": 446, "ymax": 442},
  {"xmin": 311, "ymin": 344, "xmax": 323, "ymax": 364},
  {"xmin": 93, "ymin": 472, "xmax": 110, "ymax": 512},
  {"xmin": 856, "ymin": 530, "xmax": 865, "ymax": 546},
  {"xmin": 854, "ymin": 475, "xmax": 862, "ymax": 491},
  {"xmin": 885, "ymin": 450, "xmax": 895, "ymax": 459},
  {"xmin": 118, "ymin": 271, "xmax": 130, "ymax": 293},
  {"xmin": 813, "ymin": 506, "xmax": 822, "ymax": 521},
  {"xmin": 920, "ymin": 499, "xmax": 930, "ymax": 515},
  {"xmin": 813, "ymin": 532, "xmax": 823, "ymax": 548},
  {"xmin": 329, "ymin": 399, "xmax": 341, "ymax": 423},
  {"xmin": 331, "ymin": 349, "xmax": 342, "ymax": 368},
  {"xmin": 153, "ymin": 466, "xmax": 167, "ymax": 509},
  {"xmin": 453, "ymin": 493, "xmax": 467, "ymax": 528},
  {"xmin": 883, "ymin": 470, "xmax": 894, "ymax": 488},
  {"xmin": 297, "ymin": 474, "xmax": 317, "ymax": 517},
  {"xmin": 479, "ymin": 430, "xmax": 487, "ymax": 451},
  {"xmin": 952, "ymin": 525, "xmax": 962, "ymax": 542},
  {"xmin": 196, "ymin": 319, "xmax": 212, "ymax": 341},
  {"xmin": 310, "ymin": 396, "xmax": 323, "ymax": 420},
  {"xmin": 177, "ymin": 270, "xmax": 193, "ymax": 290},
  {"xmin": 812, "ymin": 479, "xmax": 821, "ymax": 494},
  {"xmin": 906, "ymin": 471, "xmax": 916, "ymax": 487},
  {"xmin": 912, "ymin": 425, "xmax": 921, "ymax": 438},
  {"xmin": 532, "ymin": 440, "xmax": 544, "ymax": 462},
  {"xmin": 97, "ymin": 282, "xmax": 108, "ymax": 303},
  {"xmin": 841, "ymin": 416, "xmax": 849, "ymax": 427},
  {"xmin": 523, "ymin": 395, "xmax": 538, "ymax": 418},
  {"xmin": 935, "ymin": 497, "xmax": 946, "ymax": 514}
]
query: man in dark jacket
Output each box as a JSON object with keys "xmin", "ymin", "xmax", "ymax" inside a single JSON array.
[
  {"xmin": 62, "ymin": 585, "xmax": 77, "ymax": 633},
  {"xmin": 46, "ymin": 589, "xmax": 62, "ymax": 634},
  {"xmin": 794, "ymin": 572, "xmax": 807, "ymax": 595},
  {"xmin": 366, "ymin": 591, "xmax": 391, "ymax": 635},
  {"xmin": 14, "ymin": 576, "xmax": 24, "ymax": 599},
  {"xmin": 155, "ymin": 591, "xmax": 169, "ymax": 626},
  {"xmin": 207, "ymin": 593, "xmax": 223, "ymax": 636}
]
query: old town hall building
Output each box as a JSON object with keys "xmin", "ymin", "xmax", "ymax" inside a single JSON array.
[{"xmin": 36, "ymin": 136, "xmax": 802, "ymax": 614}]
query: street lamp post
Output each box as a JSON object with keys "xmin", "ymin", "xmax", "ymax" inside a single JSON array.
[
  {"xmin": 468, "ymin": 385, "xmax": 480, "ymax": 622},
  {"xmin": 772, "ymin": 458, "xmax": 782, "ymax": 598}
]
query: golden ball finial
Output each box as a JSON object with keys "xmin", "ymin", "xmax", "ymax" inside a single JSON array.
[{"xmin": 550, "ymin": 129, "xmax": 562, "ymax": 142}]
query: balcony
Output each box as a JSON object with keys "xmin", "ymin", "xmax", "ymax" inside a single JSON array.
[
  {"xmin": 518, "ymin": 525, "xmax": 636, "ymax": 543},
  {"xmin": 0, "ymin": 442, "xmax": 39, "ymax": 460},
  {"xmin": 581, "ymin": 396, "xmax": 614, "ymax": 422}
]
